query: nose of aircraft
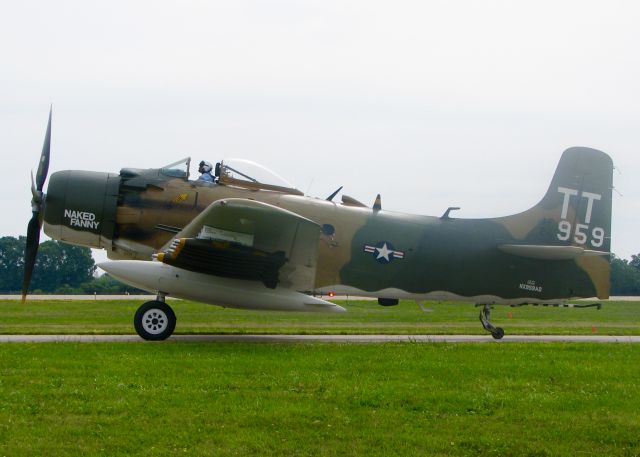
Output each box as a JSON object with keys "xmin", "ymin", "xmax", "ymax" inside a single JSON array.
[
  {"xmin": 22, "ymin": 110, "xmax": 123, "ymax": 300},
  {"xmin": 43, "ymin": 170, "xmax": 121, "ymax": 249}
]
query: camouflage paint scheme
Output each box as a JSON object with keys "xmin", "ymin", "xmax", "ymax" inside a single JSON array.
[{"xmin": 42, "ymin": 147, "xmax": 613, "ymax": 305}]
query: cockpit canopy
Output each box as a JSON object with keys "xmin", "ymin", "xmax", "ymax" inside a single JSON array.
[
  {"xmin": 217, "ymin": 159, "xmax": 295, "ymax": 187},
  {"xmin": 193, "ymin": 158, "xmax": 303, "ymax": 195},
  {"xmin": 121, "ymin": 157, "xmax": 302, "ymax": 195}
]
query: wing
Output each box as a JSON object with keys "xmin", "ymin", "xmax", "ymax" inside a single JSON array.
[
  {"xmin": 101, "ymin": 198, "xmax": 345, "ymax": 312},
  {"xmin": 156, "ymin": 198, "xmax": 321, "ymax": 291}
]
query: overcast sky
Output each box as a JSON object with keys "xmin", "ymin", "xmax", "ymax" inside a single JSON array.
[{"xmin": 1, "ymin": 0, "xmax": 638, "ymax": 263}]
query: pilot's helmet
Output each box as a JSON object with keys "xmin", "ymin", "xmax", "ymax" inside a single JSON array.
[{"xmin": 199, "ymin": 160, "xmax": 213, "ymax": 173}]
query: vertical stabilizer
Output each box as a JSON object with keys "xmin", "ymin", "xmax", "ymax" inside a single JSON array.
[
  {"xmin": 499, "ymin": 147, "xmax": 613, "ymax": 252},
  {"xmin": 496, "ymin": 147, "xmax": 613, "ymax": 299}
]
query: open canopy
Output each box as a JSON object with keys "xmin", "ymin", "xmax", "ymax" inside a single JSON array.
[{"xmin": 218, "ymin": 159, "xmax": 296, "ymax": 189}]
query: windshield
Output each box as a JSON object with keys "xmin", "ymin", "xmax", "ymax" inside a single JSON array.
[
  {"xmin": 160, "ymin": 157, "xmax": 190, "ymax": 179},
  {"xmin": 218, "ymin": 159, "xmax": 298, "ymax": 190}
]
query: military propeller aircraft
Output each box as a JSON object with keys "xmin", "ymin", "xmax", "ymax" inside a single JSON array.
[{"xmin": 23, "ymin": 109, "xmax": 613, "ymax": 340}]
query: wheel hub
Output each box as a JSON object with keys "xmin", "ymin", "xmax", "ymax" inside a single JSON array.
[{"xmin": 141, "ymin": 309, "xmax": 168, "ymax": 335}]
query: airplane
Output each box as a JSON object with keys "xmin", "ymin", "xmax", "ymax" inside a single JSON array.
[{"xmin": 23, "ymin": 109, "xmax": 614, "ymax": 340}]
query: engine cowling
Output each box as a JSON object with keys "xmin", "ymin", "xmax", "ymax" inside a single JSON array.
[{"xmin": 43, "ymin": 170, "xmax": 120, "ymax": 249}]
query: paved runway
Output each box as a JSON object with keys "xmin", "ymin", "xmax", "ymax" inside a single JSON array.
[{"xmin": 1, "ymin": 334, "xmax": 639, "ymax": 343}]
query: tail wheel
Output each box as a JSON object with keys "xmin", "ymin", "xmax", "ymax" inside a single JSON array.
[
  {"xmin": 134, "ymin": 301, "xmax": 176, "ymax": 341},
  {"xmin": 479, "ymin": 304, "xmax": 506, "ymax": 340}
]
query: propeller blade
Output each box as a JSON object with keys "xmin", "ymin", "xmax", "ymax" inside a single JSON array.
[
  {"xmin": 35, "ymin": 107, "xmax": 52, "ymax": 192},
  {"xmin": 30, "ymin": 171, "xmax": 41, "ymax": 204},
  {"xmin": 21, "ymin": 213, "xmax": 42, "ymax": 303},
  {"xmin": 23, "ymin": 107, "xmax": 52, "ymax": 302}
]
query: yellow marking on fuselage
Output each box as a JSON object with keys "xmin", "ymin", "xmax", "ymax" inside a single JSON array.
[{"xmin": 173, "ymin": 193, "xmax": 189, "ymax": 204}]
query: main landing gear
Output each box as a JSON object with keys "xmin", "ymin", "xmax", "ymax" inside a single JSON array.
[
  {"xmin": 479, "ymin": 304, "xmax": 504, "ymax": 340},
  {"xmin": 134, "ymin": 292, "xmax": 176, "ymax": 341}
]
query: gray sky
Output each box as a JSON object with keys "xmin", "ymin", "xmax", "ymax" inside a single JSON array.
[{"xmin": 1, "ymin": 0, "xmax": 638, "ymax": 262}]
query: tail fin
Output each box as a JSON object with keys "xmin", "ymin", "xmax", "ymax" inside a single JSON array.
[
  {"xmin": 539, "ymin": 147, "xmax": 613, "ymax": 251},
  {"xmin": 496, "ymin": 147, "xmax": 613, "ymax": 299},
  {"xmin": 499, "ymin": 147, "xmax": 613, "ymax": 252}
]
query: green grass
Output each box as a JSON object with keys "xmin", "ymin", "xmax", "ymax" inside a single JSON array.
[
  {"xmin": 1, "ymin": 299, "xmax": 639, "ymax": 335},
  {"xmin": 1, "ymin": 342, "xmax": 639, "ymax": 456}
]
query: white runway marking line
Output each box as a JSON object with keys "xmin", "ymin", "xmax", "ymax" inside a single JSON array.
[{"xmin": 1, "ymin": 335, "xmax": 640, "ymax": 343}]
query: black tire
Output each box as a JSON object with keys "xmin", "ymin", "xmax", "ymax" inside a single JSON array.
[
  {"xmin": 378, "ymin": 298, "xmax": 399, "ymax": 307},
  {"xmin": 134, "ymin": 301, "xmax": 176, "ymax": 341},
  {"xmin": 491, "ymin": 327, "xmax": 505, "ymax": 340}
]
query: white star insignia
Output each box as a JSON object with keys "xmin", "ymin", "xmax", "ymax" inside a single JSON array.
[{"xmin": 376, "ymin": 243, "xmax": 392, "ymax": 261}]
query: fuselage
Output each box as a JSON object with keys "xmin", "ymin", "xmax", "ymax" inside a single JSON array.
[
  {"xmin": 44, "ymin": 166, "xmax": 609, "ymax": 305},
  {"xmin": 63, "ymin": 174, "xmax": 598, "ymax": 303}
]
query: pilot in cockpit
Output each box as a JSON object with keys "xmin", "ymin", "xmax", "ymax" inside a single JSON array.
[{"xmin": 197, "ymin": 160, "xmax": 215, "ymax": 183}]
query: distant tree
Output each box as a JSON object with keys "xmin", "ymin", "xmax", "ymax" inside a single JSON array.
[
  {"xmin": 31, "ymin": 240, "xmax": 96, "ymax": 292},
  {"xmin": 80, "ymin": 274, "xmax": 146, "ymax": 295},
  {"xmin": 0, "ymin": 236, "xmax": 96, "ymax": 293},
  {"xmin": 55, "ymin": 284, "xmax": 84, "ymax": 295},
  {"xmin": 610, "ymin": 255, "xmax": 640, "ymax": 295},
  {"xmin": 630, "ymin": 253, "xmax": 640, "ymax": 270},
  {"xmin": 0, "ymin": 236, "xmax": 26, "ymax": 293}
]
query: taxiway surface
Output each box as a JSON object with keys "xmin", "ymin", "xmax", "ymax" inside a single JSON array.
[{"xmin": 1, "ymin": 334, "xmax": 639, "ymax": 343}]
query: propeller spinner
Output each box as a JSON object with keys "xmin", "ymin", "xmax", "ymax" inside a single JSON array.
[{"xmin": 22, "ymin": 107, "xmax": 52, "ymax": 302}]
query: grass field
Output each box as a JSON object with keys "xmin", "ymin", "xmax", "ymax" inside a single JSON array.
[
  {"xmin": 2, "ymin": 300, "xmax": 640, "ymax": 455},
  {"xmin": 1, "ymin": 298, "xmax": 639, "ymax": 335},
  {"xmin": 1, "ymin": 342, "xmax": 639, "ymax": 456}
]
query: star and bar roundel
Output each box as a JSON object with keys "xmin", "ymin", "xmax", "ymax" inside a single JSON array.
[{"xmin": 363, "ymin": 241, "xmax": 405, "ymax": 264}]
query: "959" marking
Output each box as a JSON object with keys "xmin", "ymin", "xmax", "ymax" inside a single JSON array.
[{"xmin": 557, "ymin": 221, "xmax": 604, "ymax": 248}]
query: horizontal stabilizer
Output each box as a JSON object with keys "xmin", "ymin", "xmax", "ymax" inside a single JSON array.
[{"xmin": 498, "ymin": 244, "xmax": 610, "ymax": 260}]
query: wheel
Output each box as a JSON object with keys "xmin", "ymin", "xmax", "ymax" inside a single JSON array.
[
  {"xmin": 378, "ymin": 298, "xmax": 399, "ymax": 307},
  {"xmin": 491, "ymin": 327, "xmax": 505, "ymax": 340},
  {"xmin": 134, "ymin": 301, "xmax": 176, "ymax": 341}
]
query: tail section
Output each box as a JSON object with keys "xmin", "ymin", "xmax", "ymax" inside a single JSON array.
[
  {"xmin": 496, "ymin": 147, "xmax": 613, "ymax": 299},
  {"xmin": 537, "ymin": 147, "xmax": 613, "ymax": 251},
  {"xmin": 499, "ymin": 147, "xmax": 613, "ymax": 252}
]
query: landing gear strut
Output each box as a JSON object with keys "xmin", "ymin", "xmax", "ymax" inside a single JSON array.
[
  {"xmin": 479, "ymin": 304, "xmax": 504, "ymax": 340},
  {"xmin": 134, "ymin": 292, "xmax": 176, "ymax": 341}
]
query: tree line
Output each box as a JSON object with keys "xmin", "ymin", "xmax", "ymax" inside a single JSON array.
[
  {"xmin": 0, "ymin": 236, "xmax": 144, "ymax": 294},
  {"xmin": 1, "ymin": 235, "xmax": 640, "ymax": 295},
  {"xmin": 610, "ymin": 254, "xmax": 640, "ymax": 295}
]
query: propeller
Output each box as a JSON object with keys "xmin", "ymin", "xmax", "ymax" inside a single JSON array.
[{"xmin": 22, "ymin": 107, "xmax": 52, "ymax": 302}]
